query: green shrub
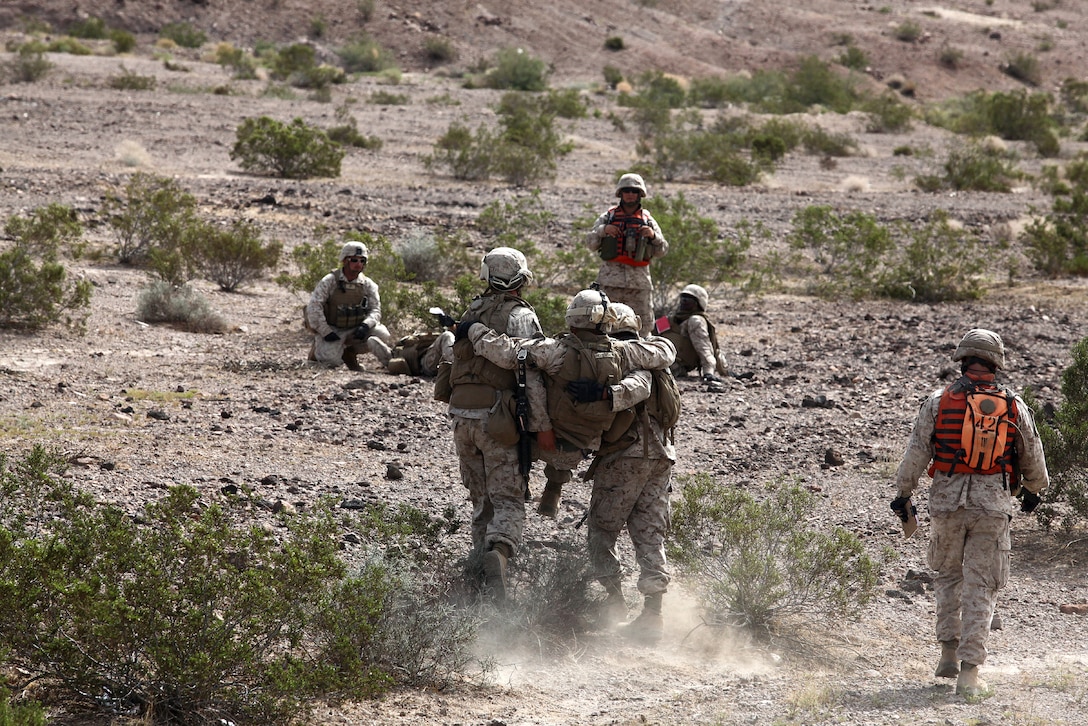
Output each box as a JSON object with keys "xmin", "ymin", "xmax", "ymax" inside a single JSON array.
[
  {"xmin": 5, "ymin": 45, "xmax": 52, "ymax": 83},
  {"xmin": 66, "ymin": 17, "xmax": 108, "ymax": 39},
  {"xmin": 543, "ymin": 88, "xmax": 588, "ymax": 118},
  {"xmin": 484, "ymin": 47, "xmax": 548, "ymax": 91},
  {"xmin": 110, "ymin": 28, "xmax": 136, "ymax": 53},
  {"xmin": 423, "ymin": 36, "xmax": 457, "ymax": 64},
  {"xmin": 925, "ymin": 89, "xmax": 1059, "ymax": 156},
  {"xmin": 688, "ymin": 75, "xmax": 733, "ymax": 108},
  {"xmin": 337, "ymin": 34, "xmax": 397, "ymax": 73},
  {"xmin": 914, "ymin": 142, "xmax": 1022, "ymax": 193},
  {"xmin": 105, "ymin": 172, "xmax": 200, "ymax": 264},
  {"xmin": 788, "ymin": 205, "xmax": 895, "ymax": 299},
  {"xmin": 1004, "ymin": 51, "xmax": 1042, "ymax": 86},
  {"xmin": 1021, "ymin": 155, "xmax": 1088, "ymax": 276},
  {"xmin": 159, "ymin": 21, "xmax": 206, "ymax": 49},
  {"xmin": 424, "ymin": 121, "xmax": 495, "ymax": 180},
  {"xmin": 836, "ymin": 45, "xmax": 868, "ymax": 71},
  {"xmin": 895, "ymin": 21, "xmax": 923, "ymax": 42},
  {"xmin": 187, "ymin": 219, "xmax": 283, "ymax": 292},
  {"xmin": 861, "ymin": 92, "xmax": 913, "ymax": 133},
  {"xmin": 938, "ymin": 44, "xmax": 964, "ymax": 69},
  {"xmin": 781, "ymin": 55, "xmax": 859, "ymax": 114},
  {"xmin": 327, "ymin": 105, "xmax": 383, "ymax": 149},
  {"xmin": 603, "ymin": 65, "xmax": 623, "ymax": 89},
  {"xmin": 0, "ymin": 449, "xmax": 413, "ymax": 722},
  {"xmin": 214, "ymin": 42, "xmax": 258, "ymax": 79},
  {"xmin": 0, "ymin": 685, "xmax": 45, "ymax": 726},
  {"xmin": 136, "ymin": 281, "xmax": 227, "ymax": 331},
  {"xmin": 668, "ymin": 474, "xmax": 880, "ymax": 636},
  {"xmin": 370, "ymin": 90, "xmax": 409, "ymax": 105},
  {"xmin": 0, "ymin": 204, "xmax": 92, "ymax": 332},
  {"xmin": 879, "ymin": 210, "xmax": 986, "ymax": 302},
  {"xmin": 46, "ymin": 37, "xmax": 91, "ymax": 55},
  {"xmin": 1028, "ymin": 338, "xmax": 1088, "ymax": 531},
  {"xmin": 604, "ymin": 36, "xmax": 625, "ymax": 51},
  {"xmin": 231, "ymin": 116, "xmax": 345, "ymax": 179},
  {"xmin": 107, "ymin": 67, "xmax": 156, "ymax": 90}
]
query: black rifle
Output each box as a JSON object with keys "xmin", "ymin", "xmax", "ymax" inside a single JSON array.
[{"xmin": 516, "ymin": 348, "xmax": 532, "ymax": 479}]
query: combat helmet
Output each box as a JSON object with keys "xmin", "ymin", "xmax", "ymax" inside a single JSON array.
[
  {"xmin": 615, "ymin": 172, "xmax": 648, "ymax": 198},
  {"xmin": 480, "ymin": 247, "xmax": 533, "ymax": 292},
  {"xmin": 680, "ymin": 284, "xmax": 709, "ymax": 312},
  {"xmin": 339, "ymin": 241, "xmax": 369, "ymax": 262},
  {"xmin": 952, "ymin": 328, "xmax": 1006, "ymax": 370},
  {"xmin": 607, "ymin": 302, "xmax": 641, "ymax": 337},
  {"xmin": 566, "ymin": 288, "xmax": 618, "ymax": 330}
]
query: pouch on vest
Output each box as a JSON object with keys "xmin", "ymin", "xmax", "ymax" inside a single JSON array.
[
  {"xmin": 599, "ymin": 236, "xmax": 619, "ymax": 261},
  {"xmin": 433, "ymin": 361, "xmax": 452, "ymax": 402},
  {"xmin": 962, "ymin": 391, "xmax": 1012, "ymax": 470},
  {"xmin": 486, "ymin": 389, "xmax": 520, "ymax": 446}
]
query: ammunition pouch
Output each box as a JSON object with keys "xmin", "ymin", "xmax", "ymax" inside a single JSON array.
[
  {"xmin": 599, "ymin": 235, "xmax": 619, "ymax": 261},
  {"xmin": 486, "ymin": 389, "xmax": 520, "ymax": 446},
  {"xmin": 433, "ymin": 361, "xmax": 452, "ymax": 402},
  {"xmin": 449, "ymin": 383, "xmax": 497, "ymax": 410}
]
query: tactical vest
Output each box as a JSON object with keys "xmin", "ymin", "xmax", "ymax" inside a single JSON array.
[
  {"xmin": 929, "ymin": 377, "xmax": 1018, "ymax": 477},
  {"xmin": 448, "ymin": 293, "xmax": 529, "ymax": 410},
  {"xmin": 600, "ymin": 206, "xmax": 652, "ymax": 267},
  {"xmin": 660, "ymin": 313, "xmax": 719, "ymax": 371},
  {"xmin": 545, "ymin": 330, "xmax": 624, "ymax": 449},
  {"xmin": 323, "ymin": 275, "xmax": 371, "ymax": 329}
]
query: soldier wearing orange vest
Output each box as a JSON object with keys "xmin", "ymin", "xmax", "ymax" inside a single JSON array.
[
  {"xmin": 586, "ymin": 173, "xmax": 668, "ymax": 337},
  {"xmin": 892, "ymin": 329, "xmax": 1048, "ymax": 698}
]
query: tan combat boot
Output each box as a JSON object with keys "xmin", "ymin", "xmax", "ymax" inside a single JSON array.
[
  {"xmin": 598, "ymin": 579, "xmax": 628, "ymax": 629},
  {"xmin": 482, "ymin": 541, "xmax": 512, "ymax": 603},
  {"xmin": 387, "ymin": 357, "xmax": 410, "ymax": 376},
  {"xmin": 955, "ymin": 661, "xmax": 990, "ymax": 697},
  {"xmin": 935, "ymin": 639, "xmax": 960, "ymax": 678},
  {"xmin": 620, "ymin": 593, "xmax": 663, "ymax": 645},
  {"xmin": 537, "ymin": 481, "xmax": 563, "ymax": 518}
]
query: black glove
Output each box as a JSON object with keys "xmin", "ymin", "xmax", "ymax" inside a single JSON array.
[
  {"xmin": 437, "ymin": 313, "xmax": 457, "ymax": 328},
  {"xmin": 455, "ymin": 319, "xmax": 478, "ymax": 341},
  {"xmin": 1019, "ymin": 489, "xmax": 1042, "ymax": 514},
  {"xmin": 890, "ymin": 495, "xmax": 915, "ymax": 523},
  {"xmin": 566, "ymin": 378, "xmax": 608, "ymax": 403},
  {"xmin": 353, "ymin": 323, "xmax": 370, "ymax": 340},
  {"xmin": 323, "ymin": 331, "xmax": 340, "ymax": 342}
]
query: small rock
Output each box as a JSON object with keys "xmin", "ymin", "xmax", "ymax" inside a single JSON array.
[
  {"xmin": 1059, "ymin": 603, "xmax": 1088, "ymax": 615},
  {"xmin": 367, "ymin": 440, "xmax": 386, "ymax": 451},
  {"xmin": 147, "ymin": 409, "xmax": 169, "ymax": 421},
  {"xmin": 220, "ymin": 483, "xmax": 239, "ymax": 495},
  {"xmin": 824, "ymin": 448, "xmax": 845, "ymax": 466},
  {"xmin": 386, "ymin": 463, "xmax": 404, "ymax": 480},
  {"xmin": 802, "ymin": 394, "xmax": 835, "ymax": 409},
  {"xmin": 272, "ymin": 500, "xmax": 296, "ymax": 515}
]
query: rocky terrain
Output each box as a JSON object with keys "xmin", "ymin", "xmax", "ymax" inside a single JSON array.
[{"xmin": 3, "ymin": 1, "xmax": 1088, "ymax": 724}]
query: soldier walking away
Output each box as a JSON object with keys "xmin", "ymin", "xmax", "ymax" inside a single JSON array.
[
  {"xmin": 891, "ymin": 329, "xmax": 1048, "ymax": 698},
  {"xmin": 443, "ymin": 247, "xmax": 547, "ymax": 603},
  {"xmin": 584, "ymin": 303, "xmax": 677, "ymax": 644},
  {"xmin": 305, "ymin": 241, "xmax": 394, "ymax": 371},
  {"xmin": 585, "ymin": 173, "xmax": 668, "ymax": 336},
  {"xmin": 460, "ymin": 289, "xmax": 676, "ymax": 527},
  {"xmin": 654, "ymin": 283, "xmax": 730, "ymax": 384}
]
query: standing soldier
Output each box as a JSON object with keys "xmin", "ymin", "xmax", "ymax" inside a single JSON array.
[
  {"xmin": 585, "ymin": 303, "xmax": 678, "ymax": 644},
  {"xmin": 305, "ymin": 241, "xmax": 394, "ymax": 371},
  {"xmin": 586, "ymin": 173, "xmax": 668, "ymax": 336},
  {"xmin": 445, "ymin": 247, "xmax": 547, "ymax": 603},
  {"xmin": 891, "ymin": 329, "xmax": 1048, "ymax": 697},
  {"xmin": 654, "ymin": 283, "xmax": 730, "ymax": 383}
]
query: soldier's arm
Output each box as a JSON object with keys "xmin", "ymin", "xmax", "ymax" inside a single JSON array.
[
  {"xmin": 363, "ymin": 277, "xmax": 381, "ymax": 328},
  {"xmin": 610, "ymin": 369, "xmax": 652, "ymax": 411},
  {"xmin": 619, "ymin": 336, "xmax": 676, "ymax": 371},
  {"xmin": 525, "ymin": 367, "xmax": 553, "ymax": 432},
  {"xmin": 467, "ymin": 325, "xmax": 563, "ymax": 374},
  {"xmin": 685, "ymin": 316, "xmax": 718, "ymax": 374},
  {"xmin": 1013, "ymin": 398, "xmax": 1050, "ymax": 494},
  {"xmin": 586, "ymin": 210, "xmax": 610, "ymax": 251},
  {"xmin": 304, "ymin": 273, "xmax": 337, "ymax": 336},
  {"xmin": 644, "ymin": 212, "xmax": 668, "ymax": 258},
  {"xmin": 893, "ymin": 392, "xmax": 941, "ymax": 497}
]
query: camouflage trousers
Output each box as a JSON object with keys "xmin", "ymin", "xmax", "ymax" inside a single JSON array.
[
  {"xmin": 587, "ymin": 455, "xmax": 672, "ymax": 595},
  {"xmin": 452, "ymin": 416, "xmax": 526, "ymax": 555},
  {"xmin": 310, "ymin": 324, "xmax": 393, "ymax": 366},
  {"xmin": 927, "ymin": 507, "xmax": 1011, "ymax": 666}
]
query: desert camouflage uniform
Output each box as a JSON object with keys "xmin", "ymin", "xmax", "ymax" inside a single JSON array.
[
  {"xmin": 305, "ymin": 269, "xmax": 393, "ymax": 366},
  {"xmin": 448, "ymin": 301, "xmax": 547, "ymax": 554},
  {"xmin": 467, "ymin": 326, "xmax": 676, "ymax": 497},
  {"xmin": 664, "ymin": 313, "xmax": 729, "ymax": 379},
  {"xmin": 895, "ymin": 377, "xmax": 1049, "ymax": 666},
  {"xmin": 585, "ymin": 210, "xmax": 668, "ymax": 336},
  {"xmin": 587, "ymin": 368, "xmax": 675, "ymax": 595}
]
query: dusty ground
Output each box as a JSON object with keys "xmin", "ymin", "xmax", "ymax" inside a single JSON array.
[{"xmin": 3, "ymin": 1, "xmax": 1088, "ymax": 724}]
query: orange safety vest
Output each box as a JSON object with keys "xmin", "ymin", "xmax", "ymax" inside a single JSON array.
[
  {"xmin": 604, "ymin": 206, "xmax": 652, "ymax": 267},
  {"xmin": 928, "ymin": 378, "xmax": 1018, "ymax": 477}
]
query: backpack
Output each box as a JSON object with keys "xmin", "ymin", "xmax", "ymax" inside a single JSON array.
[
  {"xmin": 960, "ymin": 388, "xmax": 1013, "ymax": 470},
  {"xmin": 647, "ymin": 367, "xmax": 682, "ymax": 435}
]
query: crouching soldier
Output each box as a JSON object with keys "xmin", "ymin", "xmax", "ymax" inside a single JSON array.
[
  {"xmin": 654, "ymin": 284, "xmax": 729, "ymax": 383},
  {"xmin": 305, "ymin": 241, "xmax": 394, "ymax": 371}
]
